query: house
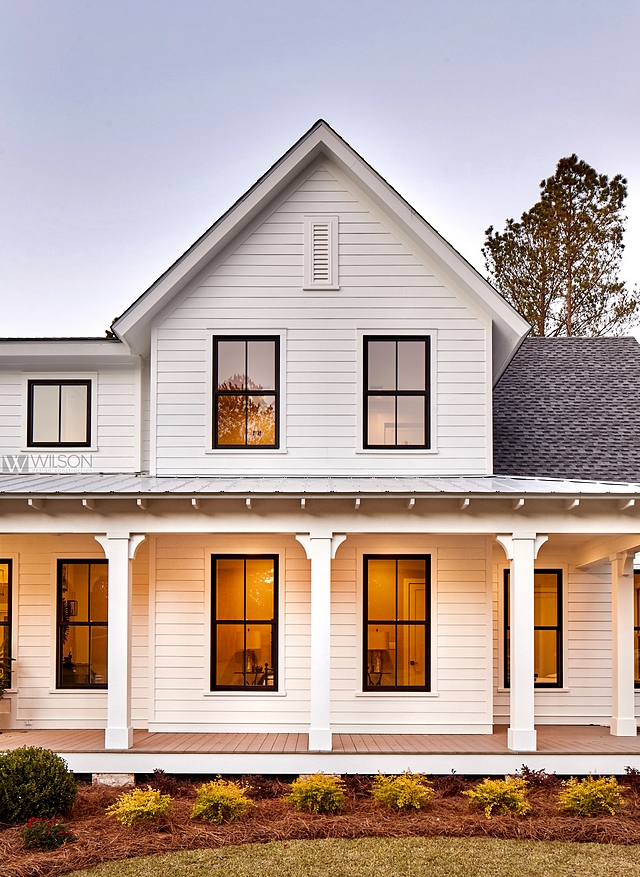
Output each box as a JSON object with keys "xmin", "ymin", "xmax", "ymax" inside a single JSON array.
[{"xmin": 2, "ymin": 120, "xmax": 640, "ymax": 776}]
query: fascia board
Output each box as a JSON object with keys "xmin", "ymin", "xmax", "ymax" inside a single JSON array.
[{"xmin": 0, "ymin": 340, "xmax": 135, "ymax": 361}]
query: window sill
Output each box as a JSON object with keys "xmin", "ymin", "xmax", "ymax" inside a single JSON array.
[
  {"xmin": 21, "ymin": 446, "xmax": 98, "ymax": 454},
  {"xmin": 355, "ymin": 690, "xmax": 439, "ymax": 698},
  {"xmin": 48, "ymin": 688, "xmax": 107, "ymax": 695},
  {"xmin": 497, "ymin": 687, "xmax": 570, "ymax": 694},
  {"xmin": 204, "ymin": 448, "xmax": 288, "ymax": 455},
  {"xmin": 204, "ymin": 690, "xmax": 287, "ymax": 697},
  {"xmin": 354, "ymin": 448, "xmax": 438, "ymax": 455}
]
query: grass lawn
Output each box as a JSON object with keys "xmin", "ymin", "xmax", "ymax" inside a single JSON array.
[{"xmin": 65, "ymin": 836, "xmax": 640, "ymax": 877}]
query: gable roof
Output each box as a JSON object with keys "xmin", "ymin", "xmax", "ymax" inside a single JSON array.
[
  {"xmin": 111, "ymin": 120, "xmax": 529, "ymax": 379},
  {"xmin": 493, "ymin": 336, "xmax": 640, "ymax": 481}
]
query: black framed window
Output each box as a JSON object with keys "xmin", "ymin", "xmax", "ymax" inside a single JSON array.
[
  {"xmin": 364, "ymin": 336, "xmax": 430, "ymax": 448},
  {"xmin": 211, "ymin": 555, "xmax": 278, "ymax": 690},
  {"xmin": 363, "ymin": 555, "xmax": 430, "ymax": 691},
  {"xmin": 213, "ymin": 337, "xmax": 279, "ymax": 448},
  {"xmin": 57, "ymin": 560, "xmax": 108, "ymax": 689},
  {"xmin": 0, "ymin": 560, "xmax": 12, "ymax": 689},
  {"xmin": 27, "ymin": 380, "xmax": 91, "ymax": 447},
  {"xmin": 634, "ymin": 571, "xmax": 640, "ymax": 688},
  {"xmin": 504, "ymin": 569, "xmax": 562, "ymax": 688}
]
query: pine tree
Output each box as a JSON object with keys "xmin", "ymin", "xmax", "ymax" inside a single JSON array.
[{"xmin": 483, "ymin": 155, "xmax": 638, "ymax": 336}]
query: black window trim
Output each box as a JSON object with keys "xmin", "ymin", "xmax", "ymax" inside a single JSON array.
[
  {"xmin": 210, "ymin": 553, "xmax": 279, "ymax": 691},
  {"xmin": 0, "ymin": 559, "xmax": 13, "ymax": 689},
  {"xmin": 27, "ymin": 379, "xmax": 92, "ymax": 448},
  {"xmin": 363, "ymin": 335, "xmax": 431, "ymax": 450},
  {"xmin": 212, "ymin": 335, "xmax": 280, "ymax": 449},
  {"xmin": 57, "ymin": 559, "xmax": 108, "ymax": 690},
  {"xmin": 503, "ymin": 567, "xmax": 563, "ymax": 689},
  {"xmin": 363, "ymin": 553, "xmax": 431, "ymax": 692}
]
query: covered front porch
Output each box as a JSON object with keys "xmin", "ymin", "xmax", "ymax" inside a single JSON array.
[{"xmin": 2, "ymin": 725, "xmax": 640, "ymax": 776}]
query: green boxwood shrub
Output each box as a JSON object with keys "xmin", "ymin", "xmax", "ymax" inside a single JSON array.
[
  {"xmin": 372, "ymin": 771, "xmax": 434, "ymax": 810},
  {"xmin": 0, "ymin": 746, "xmax": 77, "ymax": 822},
  {"xmin": 287, "ymin": 773, "xmax": 346, "ymax": 814},
  {"xmin": 557, "ymin": 776, "xmax": 626, "ymax": 816},
  {"xmin": 463, "ymin": 777, "xmax": 531, "ymax": 819},
  {"xmin": 190, "ymin": 779, "xmax": 253, "ymax": 823}
]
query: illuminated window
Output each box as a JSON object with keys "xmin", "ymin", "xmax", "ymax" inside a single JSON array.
[
  {"xmin": 211, "ymin": 556, "xmax": 277, "ymax": 690},
  {"xmin": 634, "ymin": 571, "xmax": 640, "ymax": 687},
  {"xmin": 0, "ymin": 560, "xmax": 12, "ymax": 689},
  {"xmin": 363, "ymin": 555, "xmax": 430, "ymax": 691},
  {"xmin": 27, "ymin": 380, "xmax": 91, "ymax": 447},
  {"xmin": 57, "ymin": 561, "xmax": 108, "ymax": 689},
  {"xmin": 364, "ymin": 337, "xmax": 430, "ymax": 448},
  {"xmin": 504, "ymin": 569, "xmax": 562, "ymax": 688},
  {"xmin": 213, "ymin": 338, "xmax": 279, "ymax": 448}
]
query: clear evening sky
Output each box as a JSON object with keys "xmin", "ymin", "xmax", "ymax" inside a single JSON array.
[{"xmin": 0, "ymin": 0, "xmax": 638, "ymax": 337}]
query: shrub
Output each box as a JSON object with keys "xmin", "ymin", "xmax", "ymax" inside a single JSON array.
[
  {"xmin": 0, "ymin": 746, "xmax": 77, "ymax": 822},
  {"xmin": 21, "ymin": 817, "xmax": 75, "ymax": 850},
  {"xmin": 287, "ymin": 773, "xmax": 346, "ymax": 814},
  {"xmin": 557, "ymin": 775, "xmax": 626, "ymax": 816},
  {"xmin": 372, "ymin": 771, "xmax": 433, "ymax": 810},
  {"xmin": 190, "ymin": 779, "xmax": 254, "ymax": 823},
  {"xmin": 514, "ymin": 764, "xmax": 558, "ymax": 788},
  {"xmin": 463, "ymin": 777, "xmax": 531, "ymax": 819},
  {"xmin": 106, "ymin": 786, "xmax": 172, "ymax": 828}
]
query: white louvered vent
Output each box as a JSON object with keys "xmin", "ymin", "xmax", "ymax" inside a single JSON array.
[
  {"xmin": 304, "ymin": 215, "xmax": 339, "ymax": 289},
  {"xmin": 311, "ymin": 222, "xmax": 331, "ymax": 283}
]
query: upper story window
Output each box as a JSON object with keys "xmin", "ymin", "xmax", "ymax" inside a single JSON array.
[
  {"xmin": 504, "ymin": 569, "xmax": 562, "ymax": 688},
  {"xmin": 364, "ymin": 337, "xmax": 430, "ymax": 448},
  {"xmin": 213, "ymin": 337, "xmax": 279, "ymax": 448},
  {"xmin": 27, "ymin": 380, "xmax": 91, "ymax": 447},
  {"xmin": 57, "ymin": 560, "xmax": 108, "ymax": 689}
]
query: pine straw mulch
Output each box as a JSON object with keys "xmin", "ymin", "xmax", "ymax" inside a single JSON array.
[{"xmin": 5, "ymin": 772, "xmax": 640, "ymax": 877}]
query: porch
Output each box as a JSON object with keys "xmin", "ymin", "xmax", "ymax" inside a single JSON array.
[{"xmin": 3, "ymin": 726, "xmax": 640, "ymax": 776}]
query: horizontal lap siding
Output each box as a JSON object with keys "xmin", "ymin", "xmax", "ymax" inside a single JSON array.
[
  {"xmin": 331, "ymin": 538, "xmax": 491, "ymax": 732},
  {"xmin": 0, "ymin": 367, "xmax": 138, "ymax": 472},
  {"xmin": 155, "ymin": 164, "xmax": 488, "ymax": 476},
  {"xmin": 492, "ymin": 548, "xmax": 615, "ymax": 724},
  {"xmin": 152, "ymin": 536, "xmax": 311, "ymax": 730}
]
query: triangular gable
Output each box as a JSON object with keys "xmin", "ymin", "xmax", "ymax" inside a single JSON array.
[{"xmin": 112, "ymin": 120, "xmax": 529, "ymax": 380}]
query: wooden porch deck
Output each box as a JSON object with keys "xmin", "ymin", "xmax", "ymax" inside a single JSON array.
[{"xmin": 2, "ymin": 725, "xmax": 640, "ymax": 756}]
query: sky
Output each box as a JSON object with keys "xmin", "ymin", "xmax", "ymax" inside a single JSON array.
[{"xmin": 0, "ymin": 0, "xmax": 638, "ymax": 337}]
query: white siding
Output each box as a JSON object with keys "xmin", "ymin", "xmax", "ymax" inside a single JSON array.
[
  {"xmin": 0, "ymin": 366, "xmax": 139, "ymax": 473},
  {"xmin": 492, "ymin": 546, "xmax": 617, "ymax": 725},
  {"xmin": 154, "ymin": 163, "xmax": 490, "ymax": 476}
]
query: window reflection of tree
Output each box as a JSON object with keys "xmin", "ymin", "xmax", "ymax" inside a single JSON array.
[{"xmin": 216, "ymin": 376, "xmax": 276, "ymax": 446}]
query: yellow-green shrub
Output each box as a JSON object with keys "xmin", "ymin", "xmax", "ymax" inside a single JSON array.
[
  {"xmin": 287, "ymin": 773, "xmax": 345, "ymax": 813},
  {"xmin": 463, "ymin": 777, "xmax": 531, "ymax": 819},
  {"xmin": 372, "ymin": 771, "xmax": 433, "ymax": 810},
  {"xmin": 190, "ymin": 779, "xmax": 253, "ymax": 823},
  {"xmin": 106, "ymin": 786, "xmax": 172, "ymax": 827},
  {"xmin": 557, "ymin": 776, "xmax": 626, "ymax": 816}
]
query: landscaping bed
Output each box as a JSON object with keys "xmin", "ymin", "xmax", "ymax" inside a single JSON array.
[{"xmin": 4, "ymin": 771, "xmax": 640, "ymax": 877}]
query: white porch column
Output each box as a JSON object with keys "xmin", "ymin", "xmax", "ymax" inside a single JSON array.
[
  {"xmin": 497, "ymin": 533, "xmax": 547, "ymax": 752},
  {"xmin": 95, "ymin": 533, "xmax": 145, "ymax": 750},
  {"xmin": 296, "ymin": 532, "xmax": 346, "ymax": 752},
  {"xmin": 610, "ymin": 551, "xmax": 637, "ymax": 736}
]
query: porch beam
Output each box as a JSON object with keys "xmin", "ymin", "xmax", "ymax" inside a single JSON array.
[
  {"xmin": 575, "ymin": 534, "xmax": 640, "ymax": 569},
  {"xmin": 610, "ymin": 551, "xmax": 637, "ymax": 736},
  {"xmin": 94, "ymin": 532, "xmax": 146, "ymax": 750},
  {"xmin": 296, "ymin": 531, "xmax": 346, "ymax": 752}
]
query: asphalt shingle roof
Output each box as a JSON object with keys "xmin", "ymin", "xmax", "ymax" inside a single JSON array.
[{"xmin": 493, "ymin": 336, "xmax": 640, "ymax": 482}]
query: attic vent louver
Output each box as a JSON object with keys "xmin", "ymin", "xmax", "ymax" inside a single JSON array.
[{"xmin": 304, "ymin": 215, "xmax": 339, "ymax": 289}]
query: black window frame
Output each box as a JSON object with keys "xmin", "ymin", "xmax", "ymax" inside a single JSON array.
[
  {"xmin": 57, "ymin": 559, "xmax": 108, "ymax": 690},
  {"xmin": 0, "ymin": 559, "xmax": 13, "ymax": 689},
  {"xmin": 27, "ymin": 379, "xmax": 92, "ymax": 448},
  {"xmin": 363, "ymin": 554, "xmax": 431, "ymax": 692},
  {"xmin": 503, "ymin": 568, "xmax": 563, "ymax": 689},
  {"xmin": 210, "ymin": 554, "xmax": 279, "ymax": 691},
  {"xmin": 363, "ymin": 335, "xmax": 431, "ymax": 450},
  {"xmin": 212, "ymin": 336, "xmax": 280, "ymax": 449}
]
